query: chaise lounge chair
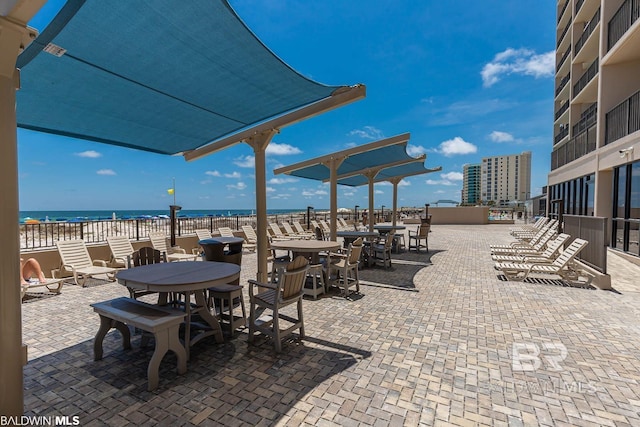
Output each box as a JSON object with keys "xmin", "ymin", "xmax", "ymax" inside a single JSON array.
[
  {"xmin": 107, "ymin": 235, "xmax": 136, "ymax": 268},
  {"xmin": 491, "ymin": 233, "xmax": 570, "ymax": 263},
  {"xmin": 55, "ymin": 239, "xmax": 117, "ymax": 286},
  {"xmin": 495, "ymin": 238, "xmax": 591, "ymax": 284},
  {"xmin": 148, "ymin": 231, "xmax": 198, "ymax": 262}
]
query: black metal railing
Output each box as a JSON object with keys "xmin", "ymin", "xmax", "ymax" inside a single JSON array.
[
  {"xmin": 19, "ymin": 210, "xmax": 390, "ymax": 251},
  {"xmin": 554, "ymin": 126, "xmax": 569, "ymax": 144},
  {"xmin": 558, "ymin": 0, "xmax": 570, "ymax": 24},
  {"xmin": 555, "ymin": 73, "xmax": 570, "ymax": 97},
  {"xmin": 555, "ymin": 101, "xmax": 570, "ymax": 121},
  {"xmin": 572, "ymin": 58, "xmax": 599, "ymax": 100},
  {"xmin": 575, "ymin": 8, "xmax": 600, "ymax": 55},
  {"xmin": 605, "ymin": 90, "xmax": 640, "ymax": 144},
  {"xmin": 564, "ymin": 214, "xmax": 608, "ymax": 273},
  {"xmin": 551, "ymin": 124, "xmax": 597, "ymax": 170},
  {"xmin": 557, "ymin": 20, "xmax": 572, "ymax": 48},
  {"xmin": 556, "ymin": 47, "xmax": 571, "ymax": 72},
  {"xmin": 572, "ymin": 103, "xmax": 597, "ymax": 135},
  {"xmin": 608, "ymin": 0, "xmax": 640, "ymax": 51}
]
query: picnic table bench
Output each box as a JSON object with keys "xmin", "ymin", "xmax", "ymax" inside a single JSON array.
[{"xmin": 91, "ymin": 297, "xmax": 187, "ymax": 391}]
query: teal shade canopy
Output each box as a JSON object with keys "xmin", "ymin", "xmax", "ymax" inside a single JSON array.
[
  {"xmin": 16, "ymin": 0, "xmax": 344, "ymax": 155},
  {"xmin": 337, "ymin": 162, "xmax": 443, "ymax": 187}
]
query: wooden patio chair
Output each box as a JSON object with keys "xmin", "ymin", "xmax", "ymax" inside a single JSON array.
[
  {"xmin": 328, "ymin": 237, "xmax": 363, "ymax": 297},
  {"xmin": 371, "ymin": 231, "xmax": 394, "ymax": 268},
  {"xmin": 248, "ymin": 256, "xmax": 309, "ymax": 352},
  {"xmin": 408, "ymin": 224, "xmax": 429, "ymax": 253}
]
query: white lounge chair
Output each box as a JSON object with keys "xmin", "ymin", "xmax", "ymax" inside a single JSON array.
[
  {"xmin": 218, "ymin": 227, "xmax": 235, "ymax": 238},
  {"xmin": 55, "ymin": 239, "xmax": 117, "ymax": 286},
  {"xmin": 148, "ymin": 231, "xmax": 198, "ymax": 262},
  {"xmin": 269, "ymin": 223, "xmax": 292, "ymax": 241},
  {"xmin": 492, "ymin": 233, "xmax": 570, "ymax": 263},
  {"xmin": 107, "ymin": 235, "xmax": 136, "ymax": 268},
  {"xmin": 495, "ymin": 238, "xmax": 591, "ymax": 284},
  {"xmin": 282, "ymin": 222, "xmax": 313, "ymax": 239}
]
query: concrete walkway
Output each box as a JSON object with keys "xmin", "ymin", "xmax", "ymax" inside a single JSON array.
[{"xmin": 21, "ymin": 224, "xmax": 640, "ymax": 426}]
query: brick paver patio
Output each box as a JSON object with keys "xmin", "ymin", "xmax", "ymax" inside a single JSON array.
[{"xmin": 21, "ymin": 224, "xmax": 640, "ymax": 426}]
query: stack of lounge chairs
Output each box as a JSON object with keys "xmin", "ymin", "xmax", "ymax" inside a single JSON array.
[{"xmin": 490, "ymin": 218, "xmax": 594, "ymax": 285}]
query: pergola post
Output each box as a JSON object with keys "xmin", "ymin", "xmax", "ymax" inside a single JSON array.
[
  {"xmin": 0, "ymin": 4, "xmax": 41, "ymax": 413},
  {"xmin": 327, "ymin": 156, "xmax": 345, "ymax": 240},
  {"xmin": 247, "ymin": 130, "xmax": 278, "ymax": 283},
  {"xmin": 366, "ymin": 172, "xmax": 376, "ymax": 232},
  {"xmin": 390, "ymin": 178, "xmax": 400, "ymax": 227}
]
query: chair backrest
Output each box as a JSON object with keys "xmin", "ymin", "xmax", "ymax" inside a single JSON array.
[
  {"xmin": 132, "ymin": 246, "xmax": 165, "ymax": 266},
  {"xmin": 195, "ymin": 229, "xmax": 212, "ymax": 240},
  {"xmin": 319, "ymin": 220, "xmax": 330, "ymax": 232},
  {"xmin": 293, "ymin": 221, "xmax": 308, "ymax": 234},
  {"xmin": 282, "ymin": 222, "xmax": 296, "ymax": 235},
  {"xmin": 531, "ymin": 227, "xmax": 557, "ymax": 250},
  {"xmin": 107, "ymin": 235, "xmax": 135, "ymax": 261},
  {"xmin": 315, "ymin": 226, "xmax": 325, "ymax": 241},
  {"xmin": 269, "ymin": 223, "xmax": 286, "ymax": 237},
  {"xmin": 384, "ymin": 231, "xmax": 395, "ymax": 250},
  {"xmin": 418, "ymin": 225, "xmax": 429, "ymax": 237},
  {"xmin": 310, "ymin": 220, "xmax": 320, "ymax": 231},
  {"xmin": 348, "ymin": 237, "xmax": 363, "ymax": 264},
  {"xmin": 338, "ymin": 218, "xmax": 348, "ymax": 228},
  {"xmin": 148, "ymin": 231, "xmax": 169, "ymax": 253},
  {"xmin": 539, "ymin": 233, "xmax": 570, "ymax": 258},
  {"xmin": 242, "ymin": 225, "xmax": 258, "ymax": 243},
  {"xmin": 551, "ymin": 238, "xmax": 589, "ymax": 269},
  {"xmin": 56, "ymin": 239, "xmax": 93, "ymax": 269},
  {"xmin": 279, "ymin": 256, "xmax": 309, "ymax": 300},
  {"xmin": 533, "ymin": 217, "xmax": 547, "ymax": 229},
  {"xmin": 218, "ymin": 227, "xmax": 235, "ymax": 238}
]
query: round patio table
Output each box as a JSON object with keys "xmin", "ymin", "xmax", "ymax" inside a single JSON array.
[
  {"xmin": 270, "ymin": 239, "xmax": 341, "ymax": 264},
  {"xmin": 116, "ymin": 261, "xmax": 240, "ymax": 359}
]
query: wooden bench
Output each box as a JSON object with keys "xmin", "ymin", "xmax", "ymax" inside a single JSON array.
[{"xmin": 91, "ymin": 297, "xmax": 187, "ymax": 391}]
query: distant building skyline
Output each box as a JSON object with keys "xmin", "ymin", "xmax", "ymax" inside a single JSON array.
[
  {"xmin": 462, "ymin": 164, "xmax": 481, "ymax": 205},
  {"xmin": 481, "ymin": 151, "xmax": 532, "ymax": 206}
]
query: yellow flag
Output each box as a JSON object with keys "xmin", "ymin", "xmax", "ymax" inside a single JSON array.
[{"xmin": 167, "ymin": 188, "xmax": 174, "ymax": 195}]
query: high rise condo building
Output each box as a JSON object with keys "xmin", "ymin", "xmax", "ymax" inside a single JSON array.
[
  {"xmin": 550, "ymin": 0, "xmax": 640, "ymax": 257},
  {"xmin": 481, "ymin": 151, "xmax": 532, "ymax": 206},
  {"xmin": 462, "ymin": 164, "xmax": 482, "ymax": 205}
]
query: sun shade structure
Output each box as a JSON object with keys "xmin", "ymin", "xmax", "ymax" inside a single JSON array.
[
  {"xmin": 16, "ymin": 0, "xmax": 364, "ymax": 155},
  {"xmin": 274, "ymin": 134, "xmax": 441, "ymax": 236},
  {"xmin": 2, "ymin": 0, "xmax": 365, "ymax": 410}
]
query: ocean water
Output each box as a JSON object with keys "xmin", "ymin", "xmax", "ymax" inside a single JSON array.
[{"xmin": 19, "ymin": 209, "xmax": 305, "ymax": 223}]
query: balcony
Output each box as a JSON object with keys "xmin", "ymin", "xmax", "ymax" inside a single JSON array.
[
  {"xmin": 572, "ymin": 59, "xmax": 598, "ymax": 100},
  {"xmin": 555, "ymin": 101, "xmax": 570, "ymax": 121},
  {"xmin": 558, "ymin": 0, "xmax": 570, "ymax": 24},
  {"xmin": 575, "ymin": 8, "xmax": 600, "ymax": 55},
  {"xmin": 572, "ymin": 103, "xmax": 597, "ymax": 135},
  {"xmin": 556, "ymin": 47, "xmax": 571, "ymax": 72},
  {"xmin": 557, "ymin": 20, "xmax": 571, "ymax": 49},
  {"xmin": 555, "ymin": 73, "xmax": 570, "ymax": 97},
  {"xmin": 605, "ymin": 90, "xmax": 640, "ymax": 144},
  {"xmin": 554, "ymin": 126, "xmax": 569, "ymax": 144},
  {"xmin": 575, "ymin": 0, "xmax": 585, "ymax": 15},
  {"xmin": 551, "ymin": 124, "xmax": 597, "ymax": 170},
  {"xmin": 608, "ymin": 0, "xmax": 640, "ymax": 51}
]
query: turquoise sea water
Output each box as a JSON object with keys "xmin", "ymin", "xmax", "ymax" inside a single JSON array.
[{"xmin": 19, "ymin": 209, "xmax": 305, "ymax": 223}]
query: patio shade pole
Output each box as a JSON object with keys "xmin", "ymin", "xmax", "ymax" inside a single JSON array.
[
  {"xmin": 366, "ymin": 172, "xmax": 375, "ymax": 232},
  {"xmin": 0, "ymin": 1, "xmax": 45, "ymax": 413},
  {"xmin": 328, "ymin": 156, "xmax": 345, "ymax": 240},
  {"xmin": 247, "ymin": 130, "xmax": 278, "ymax": 283},
  {"xmin": 390, "ymin": 178, "xmax": 400, "ymax": 227}
]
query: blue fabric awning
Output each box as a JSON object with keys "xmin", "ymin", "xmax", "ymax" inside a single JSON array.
[
  {"xmin": 274, "ymin": 133, "xmax": 441, "ymax": 185},
  {"xmin": 16, "ymin": 0, "xmax": 351, "ymax": 155}
]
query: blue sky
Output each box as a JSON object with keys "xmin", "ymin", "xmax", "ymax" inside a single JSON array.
[{"xmin": 18, "ymin": 0, "xmax": 556, "ymax": 211}]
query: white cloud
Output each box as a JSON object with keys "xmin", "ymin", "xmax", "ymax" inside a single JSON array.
[
  {"xmin": 224, "ymin": 172, "xmax": 241, "ymax": 178},
  {"xmin": 266, "ymin": 143, "xmax": 302, "ymax": 155},
  {"xmin": 438, "ymin": 137, "xmax": 477, "ymax": 156},
  {"xmin": 343, "ymin": 191, "xmax": 355, "ymax": 196},
  {"xmin": 441, "ymin": 172, "xmax": 463, "ymax": 181},
  {"xmin": 375, "ymin": 190, "xmax": 384, "ymax": 194},
  {"xmin": 234, "ymin": 155, "xmax": 254, "ymax": 168},
  {"xmin": 481, "ymin": 48, "xmax": 554, "ymax": 87},
  {"xmin": 96, "ymin": 169, "xmax": 116, "ymax": 175},
  {"xmin": 200, "ymin": 179, "xmax": 212, "ymax": 185},
  {"xmin": 349, "ymin": 126, "xmax": 384, "ymax": 140},
  {"xmin": 406, "ymin": 144, "xmax": 427, "ymax": 156},
  {"xmin": 205, "ymin": 170, "xmax": 221, "ymax": 177},
  {"xmin": 301, "ymin": 189, "xmax": 328, "ymax": 197},
  {"xmin": 227, "ymin": 182, "xmax": 247, "ymax": 190},
  {"xmin": 266, "ymin": 186, "xmax": 276, "ymax": 193},
  {"xmin": 398, "ymin": 179, "xmax": 411, "ymax": 187},
  {"xmin": 489, "ymin": 131, "xmax": 515, "ymax": 143},
  {"xmin": 268, "ymin": 177, "xmax": 298, "ymax": 185},
  {"xmin": 76, "ymin": 150, "xmax": 102, "ymax": 158}
]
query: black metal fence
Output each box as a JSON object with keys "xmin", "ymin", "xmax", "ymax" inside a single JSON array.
[
  {"xmin": 608, "ymin": 0, "xmax": 640, "ymax": 51},
  {"xmin": 605, "ymin": 90, "xmax": 640, "ymax": 145},
  {"xmin": 19, "ymin": 210, "xmax": 393, "ymax": 251}
]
